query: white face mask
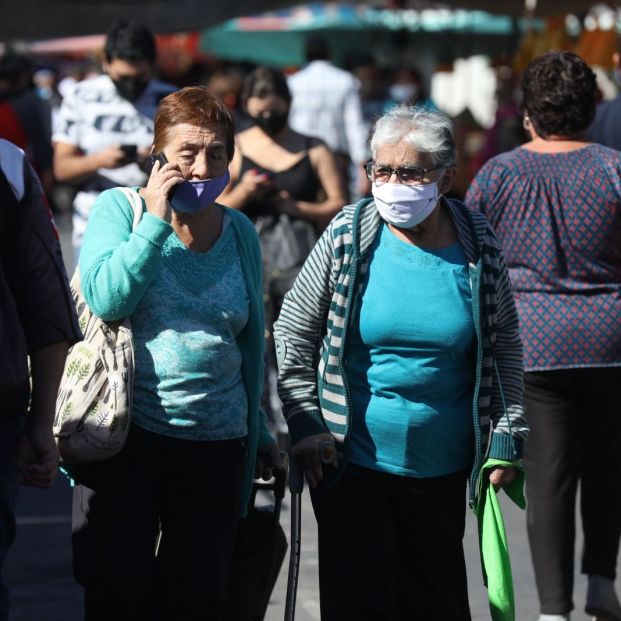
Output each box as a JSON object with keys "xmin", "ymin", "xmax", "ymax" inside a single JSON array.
[{"xmin": 372, "ymin": 181, "xmax": 439, "ymax": 229}]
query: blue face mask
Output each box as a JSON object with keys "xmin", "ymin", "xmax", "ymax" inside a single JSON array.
[{"xmin": 170, "ymin": 170, "xmax": 231, "ymax": 214}]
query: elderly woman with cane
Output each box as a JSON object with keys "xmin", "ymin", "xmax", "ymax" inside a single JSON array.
[{"xmin": 274, "ymin": 105, "xmax": 528, "ymax": 621}]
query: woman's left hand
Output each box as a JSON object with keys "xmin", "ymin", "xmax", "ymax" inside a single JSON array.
[
  {"xmin": 271, "ymin": 190, "xmax": 299, "ymax": 217},
  {"xmin": 488, "ymin": 466, "xmax": 518, "ymax": 490},
  {"xmin": 255, "ymin": 441, "xmax": 282, "ymax": 481}
]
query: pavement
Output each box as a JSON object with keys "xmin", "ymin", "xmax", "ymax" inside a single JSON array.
[{"xmin": 4, "ymin": 211, "xmax": 620, "ymax": 620}]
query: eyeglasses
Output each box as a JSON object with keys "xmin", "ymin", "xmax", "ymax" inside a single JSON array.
[{"xmin": 364, "ymin": 161, "xmax": 444, "ymax": 186}]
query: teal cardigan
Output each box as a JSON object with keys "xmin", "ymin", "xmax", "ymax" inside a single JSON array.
[{"xmin": 79, "ymin": 187, "xmax": 273, "ymax": 516}]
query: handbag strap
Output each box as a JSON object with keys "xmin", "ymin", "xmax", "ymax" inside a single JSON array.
[
  {"xmin": 116, "ymin": 187, "xmax": 145, "ymax": 231},
  {"xmin": 69, "ymin": 187, "xmax": 144, "ymax": 301}
]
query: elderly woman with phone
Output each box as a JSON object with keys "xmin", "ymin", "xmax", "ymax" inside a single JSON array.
[
  {"xmin": 274, "ymin": 105, "xmax": 528, "ymax": 620},
  {"xmin": 72, "ymin": 86, "xmax": 279, "ymax": 621}
]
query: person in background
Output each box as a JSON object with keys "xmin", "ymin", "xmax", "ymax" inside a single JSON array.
[
  {"xmin": 287, "ymin": 36, "xmax": 369, "ymax": 201},
  {"xmin": 466, "ymin": 51, "xmax": 621, "ymax": 621},
  {"xmin": 33, "ymin": 67, "xmax": 63, "ymax": 130},
  {"xmin": 0, "ymin": 51, "xmax": 54, "ymax": 195},
  {"xmin": 588, "ymin": 38, "xmax": 621, "ymax": 149},
  {"xmin": 206, "ymin": 66, "xmax": 252, "ymax": 133},
  {"xmin": 53, "ymin": 20, "xmax": 175, "ymax": 259},
  {"xmin": 349, "ymin": 54, "xmax": 389, "ymax": 126},
  {"xmin": 57, "ymin": 61, "xmax": 97, "ymax": 101},
  {"xmin": 383, "ymin": 64, "xmax": 435, "ymax": 112},
  {"xmin": 220, "ymin": 65, "xmax": 346, "ymax": 436},
  {"xmin": 474, "ymin": 64, "xmax": 527, "ymax": 169},
  {"xmin": 71, "ymin": 86, "xmax": 279, "ymax": 621},
  {"xmin": 0, "ymin": 138, "xmax": 81, "ymax": 621},
  {"xmin": 274, "ymin": 106, "xmax": 527, "ymax": 621}
]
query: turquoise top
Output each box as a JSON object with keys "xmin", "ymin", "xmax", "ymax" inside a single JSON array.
[
  {"xmin": 347, "ymin": 223, "xmax": 476, "ymax": 477},
  {"xmin": 79, "ymin": 188, "xmax": 272, "ymax": 516},
  {"xmin": 131, "ymin": 219, "xmax": 249, "ymax": 440}
]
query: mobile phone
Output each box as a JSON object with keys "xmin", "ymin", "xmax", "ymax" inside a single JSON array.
[
  {"xmin": 145, "ymin": 152, "xmax": 168, "ymax": 175},
  {"xmin": 120, "ymin": 144, "xmax": 138, "ymax": 160}
]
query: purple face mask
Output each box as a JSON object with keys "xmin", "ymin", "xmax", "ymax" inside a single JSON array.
[{"xmin": 170, "ymin": 170, "xmax": 231, "ymax": 214}]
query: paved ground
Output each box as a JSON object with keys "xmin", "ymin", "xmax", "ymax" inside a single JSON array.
[
  {"xmin": 265, "ymin": 489, "xmax": 620, "ymax": 621},
  {"xmin": 6, "ymin": 474, "xmax": 619, "ymax": 621},
  {"xmin": 4, "ymin": 212, "xmax": 619, "ymax": 620}
]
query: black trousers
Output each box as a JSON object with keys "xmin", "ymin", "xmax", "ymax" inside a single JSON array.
[
  {"xmin": 310, "ymin": 463, "xmax": 471, "ymax": 621},
  {"xmin": 71, "ymin": 425, "xmax": 247, "ymax": 621},
  {"xmin": 523, "ymin": 368, "xmax": 621, "ymax": 615}
]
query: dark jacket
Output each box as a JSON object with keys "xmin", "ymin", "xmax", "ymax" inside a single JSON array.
[{"xmin": 0, "ymin": 139, "xmax": 81, "ymax": 419}]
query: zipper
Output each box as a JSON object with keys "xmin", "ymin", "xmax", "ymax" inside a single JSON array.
[{"xmin": 468, "ymin": 259, "xmax": 484, "ymax": 509}]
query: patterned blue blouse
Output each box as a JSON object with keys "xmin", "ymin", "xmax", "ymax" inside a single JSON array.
[{"xmin": 466, "ymin": 144, "xmax": 621, "ymax": 371}]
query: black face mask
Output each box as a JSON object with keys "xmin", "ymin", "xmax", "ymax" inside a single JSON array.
[
  {"xmin": 253, "ymin": 110, "xmax": 288, "ymax": 136},
  {"xmin": 112, "ymin": 76, "xmax": 149, "ymax": 102}
]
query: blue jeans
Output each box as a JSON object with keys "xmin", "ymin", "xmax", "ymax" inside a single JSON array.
[{"xmin": 0, "ymin": 417, "xmax": 23, "ymax": 621}]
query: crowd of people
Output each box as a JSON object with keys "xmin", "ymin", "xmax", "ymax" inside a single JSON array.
[{"xmin": 1, "ymin": 16, "xmax": 621, "ymax": 621}]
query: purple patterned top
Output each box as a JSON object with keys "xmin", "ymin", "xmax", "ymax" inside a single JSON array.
[{"xmin": 466, "ymin": 144, "xmax": 621, "ymax": 371}]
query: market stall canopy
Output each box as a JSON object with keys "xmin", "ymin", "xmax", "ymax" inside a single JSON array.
[
  {"xmin": 0, "ymin": 0, "xmax": 604, "ymax": 41},
  {"xmin": 201, "ymin": 4, "xmax": 534, "ymax": 66},
  {"xmin": 427, "ymin": 0, "xmax": 608, "ymax": 16}
]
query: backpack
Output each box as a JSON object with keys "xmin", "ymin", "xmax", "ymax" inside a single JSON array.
[{"xmin": 53, "ymin": 187, "xmax": 143, "ymax": 463}]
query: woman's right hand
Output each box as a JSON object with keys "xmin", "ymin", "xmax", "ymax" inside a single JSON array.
[
  {"xmin": 238, "ymin": 168, "xmax": 273, "ymax": 200},
  {"xmin": 96, "ymin": 145, "xmax": 130, "ymax": 169},
  {"xmin": 142, "ymin": 159, "xmax": 184, "ymax": 223},
  {"xmin": 290, "ymin": 433, "xmax": 339, "ymax": 489}
]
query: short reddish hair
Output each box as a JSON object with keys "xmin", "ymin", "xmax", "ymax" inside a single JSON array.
[{"xmin": 153, "ymin": 86, "xmax": 235, "ymax": 158}]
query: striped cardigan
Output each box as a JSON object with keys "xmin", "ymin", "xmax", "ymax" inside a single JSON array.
[{"xmin": 274, "ymin": 197, "xmax": 528, "ymax": 505}]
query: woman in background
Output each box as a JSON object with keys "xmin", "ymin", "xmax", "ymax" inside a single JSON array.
[
  {"xmin": 467, "ymin": 51, "xmax": 621, "ymax": 621},
  {"xmin": 220, "ymin": 66, "xmax": 346, "ymax": 434}
]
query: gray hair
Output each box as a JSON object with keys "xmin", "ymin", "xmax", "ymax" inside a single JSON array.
[{"xmin": 370, "ymin": 106, "xmax": 456, "ymax": 169}]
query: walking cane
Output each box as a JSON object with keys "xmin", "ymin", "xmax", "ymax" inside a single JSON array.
[
  {"xmin": 284, "ymin": 440, "xmax": 337, "ymax": 621},
  {"xmin": 284, "ymin": 453, "xmax": 303, "ymax": 621}
]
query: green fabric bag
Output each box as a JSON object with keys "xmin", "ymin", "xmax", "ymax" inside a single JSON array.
[{"xmin": 475, "ymin": 458, "xmax": 526, "ymax": 621}]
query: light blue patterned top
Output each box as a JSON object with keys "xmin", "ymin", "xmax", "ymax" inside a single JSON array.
[
  {"xmin": 131, "ymin": 215, "xmax": 250, "ymax": 440},
  {"xmin": 80, "ymin": 188, "xmax": 274, "ymax": 516}
]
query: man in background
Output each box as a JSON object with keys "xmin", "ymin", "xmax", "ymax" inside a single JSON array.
[
  {"xmin": 0, "ymin": 138, "xmax": 81, "ymax": 621},
  {"xmin": 0, "ymin": 51, "xmax": 54, "ymax": 196},
  {"xmin": 53, "ymin": 20, "xmax": 175, "ymax": 258},
  {"xmin": 588, "ymin": 42, "xmax": 621, "ymax": 149},
  {"xmin": 287, "ymin": 36, "xmax": 369, "ymax": 201}
]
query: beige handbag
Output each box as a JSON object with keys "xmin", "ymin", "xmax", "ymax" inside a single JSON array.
[{"xmin": 53, "ymin": 187, "xmax": 143, "ymax": 463}]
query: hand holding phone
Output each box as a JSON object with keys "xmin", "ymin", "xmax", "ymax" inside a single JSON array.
[
  {"xmin": 120, "ymin": 144, "xmax": 138, "ymax": 161},
  {"xmin": 240, "ymin": 167, "xmax": 274, "ymax": 199},
  {"xmin": 142, "ymin": 152, "xmax": 183, "ymax": 224},
  {"xmin": 145, "ymin": 152, "xmax": 168, "ymax": 176}
]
